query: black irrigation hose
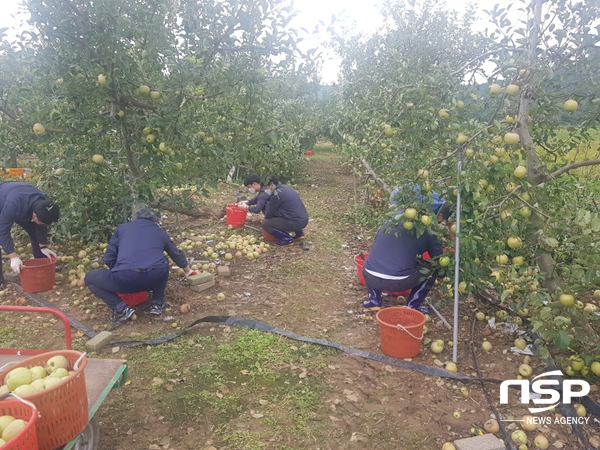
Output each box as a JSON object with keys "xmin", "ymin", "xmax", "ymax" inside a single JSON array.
[
  {"xmin": 11, "ymin": 281, "xmax": 600, "ymax": 443},
  {"xmin": 470, "ymin": 315, "xmax": 517, "ymax": 450},
  {"xmin": 111, "ymin": 315, "xmax": 503, "ymax": 383}
]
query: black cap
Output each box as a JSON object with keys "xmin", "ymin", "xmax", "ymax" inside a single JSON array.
[{"xmin": 33, "ymin": 199, "xmax": 60, "ymax": 225}]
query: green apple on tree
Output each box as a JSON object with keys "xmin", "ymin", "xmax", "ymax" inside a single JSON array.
[
  {"xmin": 506, "ymin": 84, "xmax": 520, "ymax": 96},
  {"xmin": 504, "ymin": 132, "xmax": 520, "ymax": 145},
  {"xmin": 489, "ymin": 83, "xmax": 502, "ymax": 95},
  {"xmin": 564, "ymin": 99, "xmax": 578, "ymax": 111}
]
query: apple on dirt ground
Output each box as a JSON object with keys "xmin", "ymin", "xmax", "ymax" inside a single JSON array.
[
  {"xmin": 33, "ymin": 123, "xmax": 46, "ymax": 135},
  {"xmin": 519, "ymin": 363, "xmax": 533, "ymax": 377},
  {"xmin": 484, "ymin": 419, "xmax": 499, "ymax": 434}
]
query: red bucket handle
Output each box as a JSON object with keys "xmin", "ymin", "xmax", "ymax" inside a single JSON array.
[{"xmin": 0, "ymin": 305, "xmax": 73, "ymax": 355}]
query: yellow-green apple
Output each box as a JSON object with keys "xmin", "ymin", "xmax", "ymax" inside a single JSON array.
[
  {"xmin": 564, "ymin": 99, "xmax": 578, "ymax": 112},
  {"xmin": 514, "ymin": 166, "xmax": 527, "ymax": 178},
  {"xmin": 519, "ymin": 364, "xmax": 533, "ymax": 377},
  {"xmin": 2, "ymin": 419, "xmax": 27, "ymax": 442},
  {"xmin": 5, "ymin": 367, "xmax": 32, "ymax": 391},
  {"xmin": 506, "ymin": 84, "xmax": 520, "ymax": 96},
  {"xmin": 46, "ymin": 355, "xmax": 68, "ymax": 372},
  {"xmin": 33, "ymin": 123, "xmax": 46, "ymax": 135},
  {"xmin": 504, "ymin": 132, "xmax": 520, "ymax": 145},
  {"xmin": 29, "ymin": 366, "xmax": 47, "ymax": 381}
]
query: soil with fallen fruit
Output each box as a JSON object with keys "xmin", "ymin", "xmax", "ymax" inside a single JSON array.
[{"xmin": 0, "ymin": 148, "xmax": 598, "ymax": 450}]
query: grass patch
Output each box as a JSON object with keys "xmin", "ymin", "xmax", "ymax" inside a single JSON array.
[
  {"xmin": 0, "ymin": 325, "xmax": 15, "ymax": 347},
  {"xmin": 153, "ymin": 328, "xmax": 334, "ymax": 444},
  {"xmin": 313, "ymin": 142, "xmax": 336, "ymax": 153}
]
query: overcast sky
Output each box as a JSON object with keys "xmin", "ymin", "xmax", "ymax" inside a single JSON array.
[{"xmin": 0, "ymin": 0, "xmax": 483, "ymax": 84}]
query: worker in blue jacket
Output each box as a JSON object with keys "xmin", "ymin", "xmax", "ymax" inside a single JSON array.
[
  {"xmin": 362, "ymin": 203, "xmax": 452, "ymax": 314},
  {"xmin": 262, "ymin": 177, "xmax": 309, "ymax": 246},
  {"xmin": 0, "ymin": 181, "xmax": 60, "ymax": 286},
  {"xmin": 238, "ymin": 174, "xmax": 271, "ymax": 215},
  {"xmin": 83, "ymin": 207, "xmax": 196, "ymax": 324},
  {"xmin": 389, "ymin": 183, "xmax": 446, "ymax": 216}
]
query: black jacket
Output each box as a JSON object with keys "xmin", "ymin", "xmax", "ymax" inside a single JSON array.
[
  {"xmin": 364, "ymin": 223, "xmax": 443, "ymax": 277},
  {"xmin": 103, "ymin": 219, "xmax": 188, "ymax": 271},
  {"xmin": 0, "ymin": 181, "xmax": 48, "ymax": 254},
  {"xmin": 264, "ymin": 184, "xmax": 308, "ymax": 224},
  {"xmin": 246, "ymin": 187, "xmax": 270, "ymax": 214}
]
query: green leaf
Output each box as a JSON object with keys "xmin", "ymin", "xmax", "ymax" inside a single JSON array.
[{"xmin": 553, "ymin": 331, "xmax": 571, "ymax": 350}]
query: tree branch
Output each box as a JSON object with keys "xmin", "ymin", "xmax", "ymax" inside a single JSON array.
[
  {"xmin": 542, "ymin": 159, "xmax": 600, "ymax": 182},
  {"xmin": 0, "ymin": 107, "xmax": 88, "ymax": 136},
  {"xmin": 360, "ymin": 157, "xmax": 390, "ymax": 192},
  {"xmin": 450, "ymin": 48, "xmax": 525, "ymax": 77}
]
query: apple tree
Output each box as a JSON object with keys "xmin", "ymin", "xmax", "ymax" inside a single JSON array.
[
  {"xmin": 330, "ymin": 0, "xmax": 600, "ymax": 365},
  {"xmin": 0, "ymin": 0, "xmax": 320, "ymax": 241}
]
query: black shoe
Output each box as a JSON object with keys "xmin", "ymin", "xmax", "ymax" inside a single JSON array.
[
  {"xmin": 150, "ymin": 302, "xmax": 169, "ymax": 315},
  {"xmin": 110, "ymin": 306, "xmax": 135, "ymax": 324}
]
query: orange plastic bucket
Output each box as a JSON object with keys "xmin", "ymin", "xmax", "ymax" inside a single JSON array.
[
  {"xmin": 117, "ymin": 291, "xmax": 148, "ymax": 306},
  {"xmin": 376, "ymin": 307, "xmax": 425, "ymax": 358},
  {"xmin": 354, "ymin": 253, "xmax": 368, "ymax": 285},
  {"xmin": 0, "ymin": 350, "xmax": 88, "ymax": 450},
  {"xmin": 262, "ymin": 229, "xmax": 279, "ymax": 242},
  {"xmin": 0, "ymin": 398, "xmax": 39, "ymax": 450},
  {"xmin": 19, "ymin": 257, "xmax": 56, "ymax": 292},
  {"xmin": 226, "ymin": 204, "xmax": 247, "ymax": 228}
]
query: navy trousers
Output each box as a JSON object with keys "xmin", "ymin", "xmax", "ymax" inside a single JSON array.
[
  {"xmin": 262, "ymin": 217, "xmax": 307, "ymax": 234},
  {"xmin": 85, "ymin": 268, "xmax": 169, "ymax": 312},
  {"xmin": 363, "ymin": 261, "xmax": 437, "ymax": 309}
]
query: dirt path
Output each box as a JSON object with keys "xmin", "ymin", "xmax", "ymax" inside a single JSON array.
[{"xmin": 1, "ymin": 148, "xmax": 591, "ymax": 450}]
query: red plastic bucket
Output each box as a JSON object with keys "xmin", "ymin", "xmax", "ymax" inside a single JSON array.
[
  {"xmin": 117, "ymin": 291, "xmax": 148, "ymax": 306},
  {"xmin": 306, "ymin": 150, "xmax": 313, "ymax": 156},
  {"xmin": 262, "ymin": 229, "xmax": 279, "ymax": 242},
  {"xmin": 19, "ymin": 257, "xmax": 56, "ymax": 293},
  {"xmin": 376, "ymin": 307, "xmax": 426, "ymax": 358},
  {"xmin": 226, "ymin": 204, "xmax": 248, "ymax": 228}
]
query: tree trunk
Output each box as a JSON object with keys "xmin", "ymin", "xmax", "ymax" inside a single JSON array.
[{"xmin": 517, "ymin": 0, "xmax": 562, "ymax": 293}]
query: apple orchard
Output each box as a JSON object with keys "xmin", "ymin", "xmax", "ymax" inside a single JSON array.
[{"xmin": 1, "ymin": 0, "xmax": 600, "ymax": 396}]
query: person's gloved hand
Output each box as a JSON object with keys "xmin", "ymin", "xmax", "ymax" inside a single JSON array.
[
  {"xmin": 10, "ymin": 257, "xmax": 23, "ymax": 274},
  {"xmin": 40, "ymin": 248, "xmax": 57, "ymax": 259},
  {"xmin": 239, "ymin": 202, "xmax": 249, "ymax": 211},
  {"xmin": 185, "ymin": 270, "xmax": 198, "ymax": 277}
]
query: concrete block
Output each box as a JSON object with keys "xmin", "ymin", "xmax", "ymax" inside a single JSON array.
[
  {"xmin": 454, "ymin": 434, "xmax": 504, "ymax": 450},
  {"xmin": 217, "ymin": 266, "xmax": 230, "ymax": 277},
  {"xmin": 189, "ymin": 279, "xmax": 215, "ymax": 293},
  {"xmin": 186, "ymin": 272, "xmax": 214, "ymax": 286},
  {"xmin": 85, "ymin": 331, "xmax": 114, "ymax": 352}
]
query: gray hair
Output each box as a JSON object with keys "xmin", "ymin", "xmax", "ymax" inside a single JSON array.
[{"xmin": 132, "ymin": 206, "xmax": 159, "ymax": 222}]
